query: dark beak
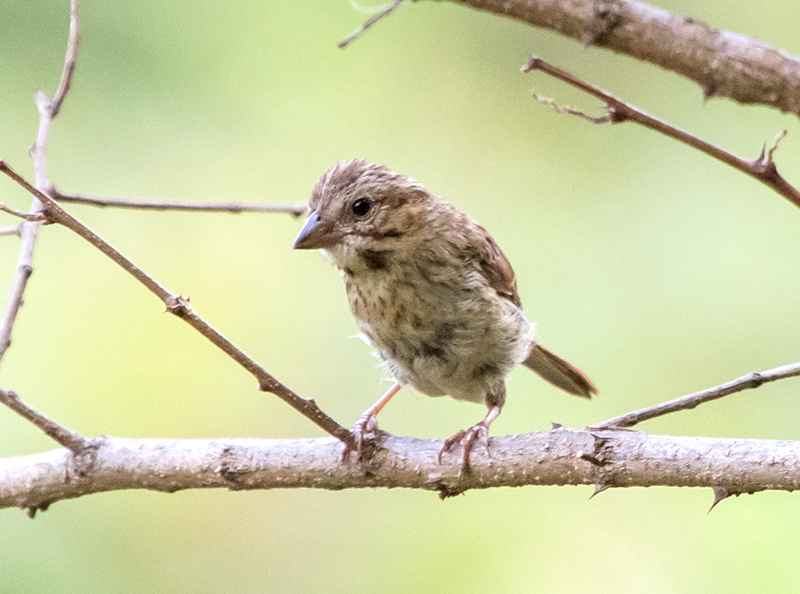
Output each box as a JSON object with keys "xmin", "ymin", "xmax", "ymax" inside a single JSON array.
[{"xmin": 293, "ymin": 211, "xmax": 334, "ymax": 250}]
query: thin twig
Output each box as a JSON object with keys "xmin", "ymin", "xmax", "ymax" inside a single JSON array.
[
  {"xmin": 0, "ymin": 226, "xmax": 21, "ymax": 238},
  {"xmin": 0, "ymin": 0, "xmax": 80, "ymax": 366},
  {"xmin": 0, "ymin": 160, "xmax": 355, "ymax": 449},
  {"xmin": 338, "ymin": 0, "xmax": 404, "ymax": 48},
  {"xmin": 49, "ymin": 0, "xmax": 80, "ymax": 117},
  {"xmin": 522, "ymin": 56, "xmax": 800, "ymax": 210},
  {"xmin": 52, "ymin": 189, "xmax": 306, "ymax": 217},
  {"xmin": 589, "ymin": 361, "xmax": 800, "ymax": 430},
  {"xmin": 0, "ymin": 204, "xmax": 38, "ymax": 220},
  {"xmin": 0, "ymin": 389, "xmax": 86, "ymax": 452}
]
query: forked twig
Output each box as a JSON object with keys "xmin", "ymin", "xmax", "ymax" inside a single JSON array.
[
  {"xmin": 0, "ymin": 0, "xmax": 80, "ymax": 366},
  {"xmin": 589, "ymin": 361, "xmax": 800, "ymax": 430},
  {"xmin": 0, "ymin": 160, "xmax": 355, "ymax": 449},
  {"xmin": 522, "ymin": 56, "xmax": 800, "ymax": 210}
]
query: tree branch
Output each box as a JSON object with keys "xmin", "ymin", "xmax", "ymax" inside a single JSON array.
[
  {"xmin": 0, "ymin": 0, "xmax": 79, "ymax": 366},
  {"xmin": 0, "ymin": 161, "xmax": 355, "ymax": 449},
  {"xmin": 0, "ymin": 389, "xmax": 86, "ymax": 453},
  {"xmin": 590, "ymin": 361, "xmax": 800, "ymax": 430},
  {"xmin": 52, "ymin": 189, "xmax": 306, "ymax": 217},
  {"xmin": 522, "ymin": 56, "xmax": 800, "ymax": 210},
  {"xmin": 430, "ymin": 0, "xmax": 800, "ymax": 116},
  {"xmin": 3, "ymin": 428, "xmax": 800, "ymax": 514}
]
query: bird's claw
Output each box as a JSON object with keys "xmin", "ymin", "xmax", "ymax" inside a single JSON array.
[
  {"xmin": 341, "ymin": 412, "xmax": 379, "ymax": 463},
  {"xmin": 438, "ymin": 422, "xmax": 491, "ymax": 477}
]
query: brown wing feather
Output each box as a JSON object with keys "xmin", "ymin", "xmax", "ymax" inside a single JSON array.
[{"xmin": 470, "ymin": 223, "xmax": 521, "ymax": 307}]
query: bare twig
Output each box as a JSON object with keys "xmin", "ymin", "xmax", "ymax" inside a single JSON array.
[
  {"xmin": 0, "ymin": 160, "xmax": 355, "ymax": 449},
  {"xmin": 0, "ymin": 204, "xmax": 39, "ymax": 220},
  {"xmin": 523, "ymin": 56, "xmax": 800, "ymax": 210},
  {"xmin": 338, "ymin": 0, "xmax": 404, "ymax": 48},
  {"xmin": 0, "ymin": 226, "xmax": 22, "ymax": 238},
  {"xmin": 0, "ymin": 0, "xmax": 80, "ymax": 366},
  {"xmin": 589, "ymin": 361, "xmax": 800, "ymax": 430},
  {"xmin": 52, "ymin": 189, "xmax": 306, "ymax": 217},
  {"xmin": 0, "ymin": 389, "xmax": 86, "ymax": 452},
  {"xmin": 4, "ymin": 429, "xmax": 800, "ymax": 512},
  {"xmin": 432, "ymin": 0, "xmax": 800, "ymax": 116},
  {"xmin": 49, "ymin": 0, "xmax": 80, "ymax": 117}
]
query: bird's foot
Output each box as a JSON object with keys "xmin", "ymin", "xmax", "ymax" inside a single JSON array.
[
  {"xmin": 342, "ymin": 412, "xmax": 379, "ymax": 463},
  {"xmin": 438, "ymin": 421, "xmax": 491, "ymax": 477}
]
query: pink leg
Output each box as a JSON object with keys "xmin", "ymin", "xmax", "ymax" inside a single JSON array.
[
  {"xmin": 438, "ymin": 406, "xmax": 502, "ymax": 477},
  {"xmin": 349, "ymin": 382, "xmax": 402, "ymax": 460}
]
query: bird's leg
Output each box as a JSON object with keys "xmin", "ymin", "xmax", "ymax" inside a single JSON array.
[
  {"xmin": 346, "ymin": 382, "xmax": 402, "ymax": 461},
  {"xmin": 438, "ymin": 406, "xmax": 502, "ymax": 477}
]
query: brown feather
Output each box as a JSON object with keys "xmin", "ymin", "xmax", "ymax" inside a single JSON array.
[
  {"xmin": 522, "ymin": 343, "xmax": 597, "ymax": 398},
  {"xmin": 470, "ymin": 224, "xmax": 521, "ymax": 307}
]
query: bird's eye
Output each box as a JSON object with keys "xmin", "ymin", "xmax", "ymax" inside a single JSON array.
[{"xmin": 352, "ymin": 197, "xmax": 372, "ymax": 217}]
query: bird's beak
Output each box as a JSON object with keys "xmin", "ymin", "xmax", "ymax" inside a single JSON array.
[{"xmin": 293, "ymin": 211, "xmax": 335, "ymax": 250}]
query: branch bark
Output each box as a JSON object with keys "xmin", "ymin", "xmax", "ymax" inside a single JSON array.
[
  {"xmin": 431, "ymin": 0, "xmax": 800, "ymax": 116},
  {"xmin": 3, "ymin": 428, "xmax": 799, "ymax": 513}
]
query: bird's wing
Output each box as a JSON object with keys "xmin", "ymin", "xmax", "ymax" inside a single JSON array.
[{"xmin": 469, "ymin": 223, "xmax": 522, "ymax": 308}]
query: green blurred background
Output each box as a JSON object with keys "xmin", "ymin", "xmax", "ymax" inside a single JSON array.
[{"xmin": 1, "ymin": 0, "xmax": 799, "ymax": 592}]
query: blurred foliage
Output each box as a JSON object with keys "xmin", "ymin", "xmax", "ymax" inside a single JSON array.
[{"xmin": 1, "ymin": 0, "xmax": 799, "ymax": 592}]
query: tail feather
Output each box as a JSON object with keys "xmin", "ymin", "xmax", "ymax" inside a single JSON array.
[{"xmin": 522, "ymin": 343, "xmax": 597, "ymax": 398}]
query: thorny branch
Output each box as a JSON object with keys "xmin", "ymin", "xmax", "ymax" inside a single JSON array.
[
  {"xmin": 522, "ymin": 56, "xmax": 800, "ymax": 210},
  {"xmin": 3, "ymin": 428, "xmax": 800, "ymax": 514}
]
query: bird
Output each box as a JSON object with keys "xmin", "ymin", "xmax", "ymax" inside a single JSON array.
[{"xmin": 293, "ymin": 160, "xmax": 596, "ymax": 474}]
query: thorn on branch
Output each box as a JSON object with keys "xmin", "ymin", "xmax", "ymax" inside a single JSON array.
[
  {"xmin": 26, "ymin": 502, "xmax": 51, "ymax": 519},
  {"xmin": 752, "ymin": 130, "xmax": 787, "ymax": 175},
  {"xmin": 577, "ymin": 450, "xmax": 605, "ymax": 466},
  {"xmin": 590, "ymin": 483, "xmax": 611, "ymax": 498},
  {"xmin": 437, "ymin": 482, "xmax": 467, "ymax": 500},
  {"xmin": 709, "ymin": 487, "xmax": 736, "ymax": 512},
  {"xmin": 165, "ymin": 295, "xmax": 191, "ymax": 317}
]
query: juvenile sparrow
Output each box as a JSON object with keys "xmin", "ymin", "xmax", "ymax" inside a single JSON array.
[{"xmin": 294, "ymin": 160, "xmax": 596, "ymax": 474}]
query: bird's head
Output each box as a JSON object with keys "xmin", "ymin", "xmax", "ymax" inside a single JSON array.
[{"xmin": 293, "ymin": 160, "xmax": 435, "ymax": 258}]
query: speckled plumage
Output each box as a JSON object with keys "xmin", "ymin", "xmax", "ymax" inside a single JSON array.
[{"xmin": 294, "ymin": 160, "xmax": 596, "ymax": 472}]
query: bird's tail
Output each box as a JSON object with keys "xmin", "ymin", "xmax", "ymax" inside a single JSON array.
[{"xmin": 522, "ymin": 342, "xmax": 597, "ymax": 398}]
